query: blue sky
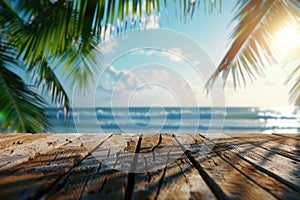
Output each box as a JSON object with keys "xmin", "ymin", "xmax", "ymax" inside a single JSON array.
[{"xmin": 72, "ymin": 0, "xmax": 294, "ymax": 108}]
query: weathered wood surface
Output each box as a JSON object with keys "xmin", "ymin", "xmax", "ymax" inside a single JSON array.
[
  {"xmin": 0, "ymin": 133, "xmax": 299, "ymax": 200},
  {"xmin": 0, "ymin": 133, "xmax": 82, "ymax": 172}
]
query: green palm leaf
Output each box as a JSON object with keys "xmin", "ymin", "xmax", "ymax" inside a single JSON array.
[
  {"xmin": 29, "ymin": 58, "xmax": 70, "ymax": 113},
  {"xmin": 57, "ymin": 42, "xmax": 100, "ymax": 89},
  {"xmin": 0, "ymin": 43, "xmax": 50, "ymax": 133},
  {"xmin": 0, "ymin": 68, "xmax": 50, "ymax": 133}
]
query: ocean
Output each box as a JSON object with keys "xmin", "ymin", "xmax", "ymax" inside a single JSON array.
[{"xmin": 47, "ymin": 107, "xmax": 300, "ymax": 133}]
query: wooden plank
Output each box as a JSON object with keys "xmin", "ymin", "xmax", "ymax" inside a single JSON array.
[
  {"xmin": 266, "ymin": 135, "xmax": 300, "ymax": 148},
  {"xmin": 227, "ymin": 134, "xmax": 299, "ymax": 149},
  {"xmin": 130, "ymin": 134, "xmax": 215, "ymax": 200},
  {"xmin": 175, "ymin": 134, "xmax": 276, "ymax": 200},
  {"xmin": 130, "ymin": 134, "xmax": 167, "ymax": 199},
  {"xmin": 227, "ymin": 134, "xmax": 300, "ymax": 161},
  {"xmin": 128, "ymin": 133, "xmax": 168, "ymax": 199},
  {"xmin": 39, "ymin": 134, "xmax": 111, "ymax": 200},
  {"xmin": 0, "ymin": 134, "xmax": 82, "ymax": 174},
  {"xmin": 0, "ymin": 134, "xmax": 49, "ymax": 149},
  {"xmin": 272, "ymin": 133, "xmax": 300, "ymax": 140},
  {"xmin": 82, "ymin": 133, "xmax": 140, "ymax": 199},
  {"xmin": 0, "ymin": 133, "xmax": 32, "ymax": 142},
  {"xmin": 134, "ymin": 133, "xmax": 175, "ymax": 173},
  {"xmin": 203, "ymin": 134, "xmax": 300, "ymax": 192},
  {"xmin": 156, "ymin": 134, "xmax": 216, "ymax": 200},
  {"xmin": 0, "ymin": 144, "xmax": 90, "ymax": 199},
  {"xmin": 275, "ymin": 134, "xmax": 300, "ymax": 138},
  {"xmin": 42, "ymin": 134, "xmax": 140, "ymax": 199},
  {"xmin": 129, "ymin": 133, "xmax": 216, "ymax": 200},
  {"xmin": 194, "ymin": 134, "xmax": 300, "ymax": 199},
  {"xmin": 0, "ymin": 133, "xmax": 22, "ymax": 139}
]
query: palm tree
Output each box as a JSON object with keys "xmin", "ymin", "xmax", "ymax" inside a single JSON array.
[
  {"xmin": 207, "ymin": 0, "xmax": 300, "ymax": 108},
  {"xmin": 1, "ymin": 0, "xmax": 219, "ymax": 132}
]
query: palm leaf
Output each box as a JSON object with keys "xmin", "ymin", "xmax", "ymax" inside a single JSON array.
[
  {"xmin": 0, "ymin": 42, "xmax": 50, "ymax": 132},
  {"xmin": 0, "ymin": 67, "xmax": 50, "ymax": 133},
  {"xmin": 287, "ymin": 63, "xmax": 300, "ymax": 107},
  {"xmin": 17, "ymin": 0, "xmax": 74, "ymax": 66},
  {"xmin": 207, "ymin": 0, "xmax": 300, "ymax": 89},
  {"xmin": 11, "ymin": 0, "xmax": 51, "ymax": 21},
  {"xmin": 29, "ymin": 58, "xmax": 70, "ymax": 114},
  {"xmin": 0, "ymin": 0, "xmax": 24, "ymax": 36},
  {"xmin": 57, "ymin": 42, "xmax": 101, "ymax": 89}
]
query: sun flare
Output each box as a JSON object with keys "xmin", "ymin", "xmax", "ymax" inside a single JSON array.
[{"xmin": 275, "ymin": 26, "xmax": 299, "ymax": 55}]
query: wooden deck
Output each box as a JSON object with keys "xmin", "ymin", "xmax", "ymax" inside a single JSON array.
[{"xmin": 0, "ymin": 133, "xmax": 299, "ymax": 200}]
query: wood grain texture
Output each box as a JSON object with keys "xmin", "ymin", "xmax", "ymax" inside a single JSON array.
[
  {"xmin": 130, "ymin": 134, "xmax": 216, "ymax": 200},
  {"xmin": 227, "ymin": 134, "xmax": 300, "ymax": 161},
  {"xmin": 0, "ymin": 133, "xmax": 299, "ymax": 200},
  {"xmin": 0, "ymin": 134, "xmax": 49, "ymax": 149},
  {"xmin": 40, "ymin": 134, "xmax": 111, "ymax": 200},
  {"xmin": 272, "ymin": 133, "xmax": 300, "ymax": 140},
  {"xmin": 202, "ymin": 134, "xmax": 300, "ymax": 192},
  {"xmin": 194, "ymin": 134, "xmax": 300, "ymax": 200},
  {"xmin": 175, "ymin": 134, "xmax": 276, "ymax": 200},
  {"xmin": 156, "ymin": 148, "xmax": 216, "ymax": 199},
  {"xmin": 0, "ymin": 133, "xmax": 32, "ymax": 142},
  {"xmin": 0, "ymin": 145, "xmax": 89, "ymax": 199},
  {"xmin": 0, "ymin": 134, "xmax": 82, "ymax": 173},
  {"xmin": 78, "ymin": 134, "xmax": 140, "ymax": 199}
]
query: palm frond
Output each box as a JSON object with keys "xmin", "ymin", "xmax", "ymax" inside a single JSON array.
[
  {"xmin": 56, "ymin": 41, "xmax": 102, "ymax": 89},
  {"xmin": 9, "ymin": 0, "xmax": 51, "ymax": 23},
  {"xmin": 0, "ymin": 68, "xmax": 50, "ymax": 133},
  {"xmin": 29, "ymin": 58, "xmax": 70, "ymax": 114},
  {"xmin": 288, "ymin": 63, "xmax": 300, "ymax": 106},
  {"xmin": 207, "ymin": 0, "xmax": 300, "ymax": 89},
  {"xmin": 16, "ymin": 0, "xmax": 74, "ymax": 66},
  {"xmin": 0, "ymin": 46, "xmax": 50, "ymax": 133},
  {"xmin": 0, "ymin": 0, "xmax": 24, "ymax": 35}
]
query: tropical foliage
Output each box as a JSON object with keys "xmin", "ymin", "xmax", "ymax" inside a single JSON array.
[
  {"xmin": 0, "ymin": 0, "xmax": 217, "ymax": 132},
  {"xmin": 1, "ymin": 0, "xmax": 299, "ymax": 133},
  {"xmin": 207, "ymin": 0, "xmax": 300, "ymax": 107}
]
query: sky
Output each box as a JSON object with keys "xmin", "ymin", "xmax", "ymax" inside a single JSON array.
[{"xmin": 72, "ymin": 0, "xmax": 295, "ymax": 108}]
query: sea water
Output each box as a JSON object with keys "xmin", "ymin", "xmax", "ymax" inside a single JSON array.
[{"xmin": 47, "ymin": 107, "xmax": 300, "ymax": 133}]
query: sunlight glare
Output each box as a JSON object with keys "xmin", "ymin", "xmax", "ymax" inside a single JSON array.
[{"xmin": 275, "ymin": 26, "xmax": 299, "ymax": 56}]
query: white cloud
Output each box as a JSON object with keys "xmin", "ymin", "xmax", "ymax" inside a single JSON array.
[
  {"xmin": 132, "ymin": 47, "xmax": 185, "ymax": 62},
  {"xmin": 132, "ymin": 49, "xmax": 157, "ymax": 56},
  {"xmin": 96, "ymin": 65, "xmax": 208, "ymax": 107},
  {"xmin": 150, "ymin": 69, "xmax": 170, "ymax": 81},
  {"xmin": 120, "ymin": 72, "xmax": 140, "ymax": 90},
  {"xmin": 162, "ymin": 48, "xmax": 185, "ymax": 62},
  {"xmin": 106, "ymin": 65, "xmax": 126, "ymax": 78},
  {"xmin": 97, "ymin": 37, "xmax": 118, "ymax": 54}
]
